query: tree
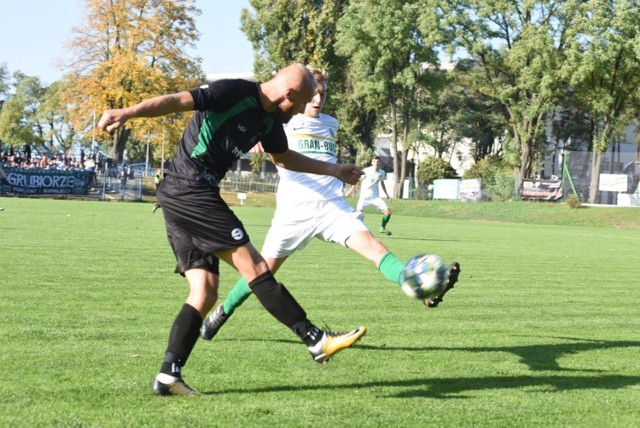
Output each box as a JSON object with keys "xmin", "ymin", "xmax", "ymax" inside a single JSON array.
[
  {"xmin": 240, "ymin": 0, "xmax": 367, "ymax": 163},
  {"xmin": 432, "ymin": 0, "xmax": 578, "ymax": 189},
  {"xmin": 0, "ymin": 72, "xmax": 47, "ymax": 151},
  {"xmin": 336, "ymin": 0, "xmax": 439, "ymax": 198},
  {"xmin": 463, "ymin": 154, "xmax": 515, "ymax": 201},
  {"xmin": 63, "ymin": 0, "xmax": 203, "ymax": 163},
  {"xmin": 0, "ymin": 71, "xmax": 78, "ymax": 157},
  {"xmin": 38, "ymin": 80, "xmax": 78, "ymax": 155},
  {"xmin": 241, "ymin": 0, "xmax": 347, "ymax": 77},
  {"xmin": 445, "ymin": 60, "xmax": 506, "ymax": 163},
  {"xmin": 560, "ymin": 0, "xmax": 640, "ymax": 203},
  {"xmin": 0, "ymin": 63, "xmax": 9, "ymax": 101},
  {"xmin": 417, "ymin": 156, "xmax": 458, "ymax": 183}
]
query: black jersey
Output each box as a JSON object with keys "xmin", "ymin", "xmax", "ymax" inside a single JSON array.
[{"xmin": 168, "ymin": 79, "xmax": 289, "ymax": 182}]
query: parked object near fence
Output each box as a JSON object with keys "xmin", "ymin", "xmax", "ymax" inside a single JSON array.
[{"xmin": 520, "ymin": 178, "xmax": 563, "ymax": 201}]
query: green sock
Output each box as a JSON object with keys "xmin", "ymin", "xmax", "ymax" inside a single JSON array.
[
  {"xmin": 223, "ymin": 277, "xmax": 253, "ymax": 316},
  {"xmin": 378, "ymin": 252, "xmax": 405, "ymax": 285},
  {"xmin": 382, "ymin": 214, "xmax": 391, "ymax": 229}
]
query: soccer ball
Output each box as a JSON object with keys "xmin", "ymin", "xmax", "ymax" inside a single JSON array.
[{"xmin": 400, "ymin": 254, "xmax": 448, "ymax": 300}]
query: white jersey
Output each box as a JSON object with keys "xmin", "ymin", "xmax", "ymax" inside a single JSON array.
[
  {"xmin": 262, "ymin": 112, "xmax": 368, "ymax": 258},
  {"xmin": 360, "ymin": 165, "xmax": 386, "ymax": 199},
  {"xmin": 277, "ymin": 113, "xmax": 343, "ymax": 206}
]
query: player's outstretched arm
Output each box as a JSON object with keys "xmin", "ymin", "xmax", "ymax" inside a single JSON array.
[
  {"xmin": 270, "ymin": 150, "xmax": 363, "ymax": 185},
  {"xmin": 97, "ymin": 91, "xmax": 194, "ymax": 134},
  {"xmin": 380, "ymin": 181, "xmax": 392, "ymax": 201}
]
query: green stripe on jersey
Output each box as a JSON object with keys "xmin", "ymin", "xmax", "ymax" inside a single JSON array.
[{"xmin": 191, "ymin": 97, "xmax": 258, "ymax": 158}]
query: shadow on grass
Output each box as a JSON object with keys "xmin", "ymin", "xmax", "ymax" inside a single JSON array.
[
  {"xmin": 222, "ymin": 336, "xmax": 640, "ymax": 373},
  {"xmin": 356, "ymin": 337, "xmax": 640, "ymax": 372},
  {"xmin": 204, "ymin": 373, "xmax": 640, "ymax": 399},
  {"xmin": 208, "ymin": 337, "xmax": 640, "ymax": 397}
]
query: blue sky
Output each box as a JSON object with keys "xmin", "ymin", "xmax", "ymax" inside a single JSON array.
[{"xmin": 0, "ymin": 0, "xmax": 254, "ymax": 85}]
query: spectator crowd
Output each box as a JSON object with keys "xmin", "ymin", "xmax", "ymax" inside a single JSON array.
[{"xmin": 1, "ymin": 145, "xmax": 101, "ymax": 173}]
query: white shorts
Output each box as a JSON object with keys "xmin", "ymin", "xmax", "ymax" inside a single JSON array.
[
  {"xmin": 356, "ymin": 196, "xmax": 389, "ymax": 212},
  {"xmin": 261, "ymin": 198, "xmax": 369, "ymax": 259}
]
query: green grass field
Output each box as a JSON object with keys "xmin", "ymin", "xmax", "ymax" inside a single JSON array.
[{"xmin": 1, "ymin": 198, "xmax": 639, "ymax": 427}]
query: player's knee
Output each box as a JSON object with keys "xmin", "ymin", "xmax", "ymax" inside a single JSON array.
[{"xmin": 205, "ymin": 287, "xmax": 219, "ymax": 305}]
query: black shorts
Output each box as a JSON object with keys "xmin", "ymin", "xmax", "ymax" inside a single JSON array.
[{"xmin": 156, "ymin": 175, "xmax": 250, "ymax": 275}]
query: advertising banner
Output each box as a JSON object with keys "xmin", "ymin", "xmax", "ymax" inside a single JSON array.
[
  {"xmin": 433, "ymin": 179, "xmax": 460, "ymax": 200},
  {"xmin": 459, "ymin": 178, "xmax": 481, "ymax": 201},
  {"xmin": 599, "ymin": 174, "xmax": 628, "ymax": 192},
  {"xmin": 520, "ymin": 178, "xmax": 563, "ymax": 201},
  {"xmin": 1, "ymin": 167, "xmax": 93, "ymax": 195}
]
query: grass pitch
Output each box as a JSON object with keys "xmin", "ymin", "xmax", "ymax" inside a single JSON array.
[{"xmin": 1, "ymin": 198, "xmax": 639, "ymax": 427}]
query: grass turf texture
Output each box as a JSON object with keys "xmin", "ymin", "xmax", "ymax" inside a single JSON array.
[{"xmin": 1, "ymin": 198, "xmax": 639, "ymax": 427}]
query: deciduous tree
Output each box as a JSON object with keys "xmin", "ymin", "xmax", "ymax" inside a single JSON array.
[
  {"xmin": 0, "ymin": 73, "xmax": 46, "ymax": 151},
  {"xmin": 63, "ymin": 0, "xmax": 203, "ymax": 163},
  {"xmin": 560, "ymin": 0, "xmax": 640, "ymax": 203},
  {"xmin": 432, "ymin": 0, "xmax": 577, "ymax": 188},
  {"xmin": 336, "ymin": 0, "xmax": 439, "ymax": 198},
  {"xmin": 240, "ymin": 0, "xmax": 365, "ymax": 163}
]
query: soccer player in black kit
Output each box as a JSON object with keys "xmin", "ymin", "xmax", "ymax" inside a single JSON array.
[{"xmin": 98, "ymin": 64, "xmax": 366, "ymax": 396}]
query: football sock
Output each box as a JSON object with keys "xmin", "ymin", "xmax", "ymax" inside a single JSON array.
[
  {"xmin": 160, "ymin": 303, "xmax": 202, "ymax": 377},
  {"xmin": 223, "ymin": 277, "xmax": 252, "ymax": 316},
  {"xmin": 381, "ymin": 214, "xmax": 391, "ymax": 229},
  {"xmin": 249, "ymin": 272, "xmax": 315, "ymax": 343},
  {"xmin": 291, "ymin": 320, "xmax": 323, "ymax": 347},
  {"xmin": 378, "ymin": 252, "xmax": 405, "ymax": 285}
]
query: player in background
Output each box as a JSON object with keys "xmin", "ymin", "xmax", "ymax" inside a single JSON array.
[
  {"xmin": 98, "ymin": 64, "xmax": 366, "ymax": 397},
  {"xmin": 345, "ymin": 156, "xmax": 393, "ymax": 235},
  {"xmin": 201, "ymin": 68, "xmax": 461, "ymax": 342}
]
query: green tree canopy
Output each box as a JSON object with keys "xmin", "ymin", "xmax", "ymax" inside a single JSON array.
[
  {"xmin": 336, "ymin": 0, "xmax": 439, "ymax": 197},
  {"xmin": 560, "ymin": 0, "xmax": 640, "ymax": 203},
  {"xmin": 431, "ymin": 0, "xmax": 577, "ymax": 185}
]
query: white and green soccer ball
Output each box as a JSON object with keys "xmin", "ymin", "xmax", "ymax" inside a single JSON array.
[{"xmin": 400, "ymin": 254, "xmax": 447, "ymax": 300}]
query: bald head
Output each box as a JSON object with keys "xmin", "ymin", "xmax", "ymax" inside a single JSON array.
[
  {"xmin": 259, "ymin": 63, "xmax": 317, "ymax": 123},
  {"xmin": 275, "ymin": 64, "xmax": 316, "ymax": 93}
]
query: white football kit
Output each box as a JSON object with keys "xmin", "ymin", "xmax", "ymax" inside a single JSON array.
[
  {"xmin": 356, "ymin": 165, "xmax": 389, "ymax": 212},
  {"xmin": 261, "ymin": 113, "xmax": 369, "ymax": 259}
]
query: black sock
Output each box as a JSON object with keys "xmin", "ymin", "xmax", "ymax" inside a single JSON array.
[
  {"xmin": 249, "ymin": 272, "xmax": 318, "ymax": 344},
  {"xmin": 291, "ymin": 320, "xmax": 323, "ymax": 347},
  {"xmin": 160, "ymin": 303, "xmax": 202, "ymax": 377}
]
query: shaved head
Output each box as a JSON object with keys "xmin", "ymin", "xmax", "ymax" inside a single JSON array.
[
  {"xmin": 259, "ymin": 64, "xmax": 317, "ymax": 123},
  {"xmin": 274, "ymin": 64, "xmax": 317, "ymax": 94}
]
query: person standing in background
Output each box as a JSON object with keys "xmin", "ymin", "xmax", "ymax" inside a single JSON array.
[{"xmin": 346, "ymin": 156, "xmax": 393, "ymax": 235}]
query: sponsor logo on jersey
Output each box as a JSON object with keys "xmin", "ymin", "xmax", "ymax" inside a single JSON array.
[
  {"xmin": 222, "ymin": 136, "xmax": 245, "ymax": 159},
  {"xmin": 297, "ymin": 139, "xmax": 336, "ymax": 154},
  {"xmin": 231, "ymin": 228, "xmax": 244, "ymax": 240}
]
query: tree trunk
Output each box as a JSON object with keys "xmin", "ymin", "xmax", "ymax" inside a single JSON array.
[
  {"xmin": 588, "ymin": 151, "xmax": 604, "ymax": 204},
  {"xmin": 109, "ymin": 128, "xmax": 131, "ymax": 163},
  {"xmin": 397, "ymin": 113, "xmax": 411, "ymax": 199},
  {"xmin": 389, "ymin": 103, "xmax": 401, "ymax": 199}
]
